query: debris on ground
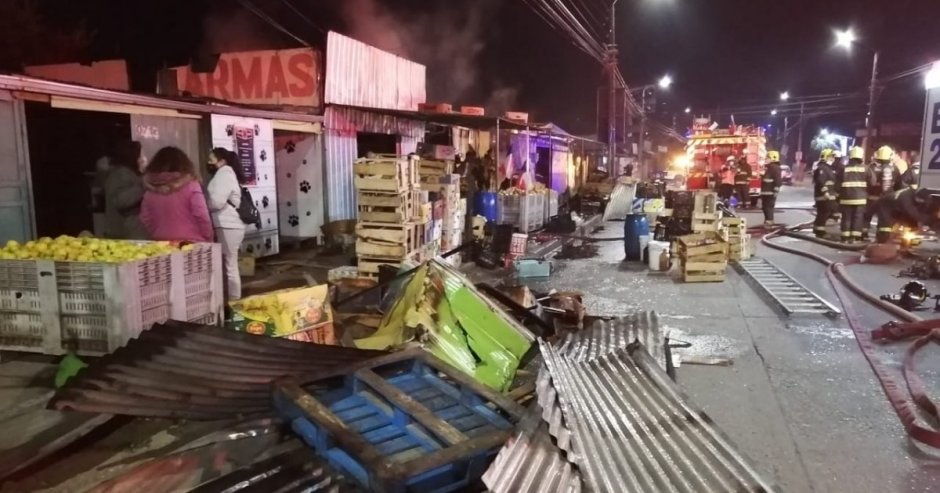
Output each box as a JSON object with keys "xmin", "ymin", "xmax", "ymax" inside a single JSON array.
[
  {"xmin": 354, "ymin": 259, "xmax": 535, "ymax": 391},
  {"xmin": 899, "ymin": 255, "xmax": 940, "ymax": 279},
  {"xmin": 554, "ymin": 241, "xmax": 599, "ymax": 259}
]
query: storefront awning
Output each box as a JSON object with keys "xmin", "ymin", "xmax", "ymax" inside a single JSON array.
[{"xmin": 330, "ymin": 104, "xmax": 531, "ymax": 131}]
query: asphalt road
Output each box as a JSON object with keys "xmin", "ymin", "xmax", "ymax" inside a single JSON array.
[{"xmin": 508, "ymin": 182, "xmax": 940, "ymax": 492}]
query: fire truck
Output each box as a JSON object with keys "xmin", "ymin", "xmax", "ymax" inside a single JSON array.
[{"xmin": 685, "ymin": 119, "xmax": 767, "ymax": 207}]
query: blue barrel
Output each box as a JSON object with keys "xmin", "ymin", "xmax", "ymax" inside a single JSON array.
[
  {"xmin": 624, "ymin": 214, "xmax": 650, "ymax": 261},
  {"xmin": 474, "ymin": 192, "xmax": 498, "ymax": 223}
]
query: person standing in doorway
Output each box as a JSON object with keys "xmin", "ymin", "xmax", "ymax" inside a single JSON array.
[
  {"xmin": 103, "ymin": 141, "xmax": 149, "ymax": 239},
  {"xmin": 139, "ymin": 147, "xmax": 214, "ymax": 243},
  {"xmin": 207, "ymin": 148, "xmax": 248, "ymax": 301}
]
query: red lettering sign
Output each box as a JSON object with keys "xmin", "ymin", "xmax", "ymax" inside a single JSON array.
[{"xmin": 175, "ymin": 48, "xmax": 320, "ymax": 107}]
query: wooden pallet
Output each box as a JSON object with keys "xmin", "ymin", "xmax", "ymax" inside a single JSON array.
[
  {"xmin": 353, "ymin": 157, "xmax": 417, "ymax": 193},
  {"xmin": 417, "ymin": 159, "xmax": 452, "ymax": 177},
  {"xmin": 677, "ymin": 232, "xmax": 729, "ymax": 258},
  {"xmin": 355, "ymin": 222, "xmax": 424, "ymax": 259},
  {"xmin": 357, "ymin": 192, "xmax": 416, "ymax": 223},
  {"xmin": 357, "ymin": 256, "xmax": 406, "ymax": 278},
  {"xmin": 694, "ymin": 191, "xmax": 720, "ymax": 215}
]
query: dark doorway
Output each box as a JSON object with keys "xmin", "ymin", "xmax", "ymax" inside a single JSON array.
[
  {"xmin": 356, "ymin": 132, "xmax": 398, "ymax": 158},
  {"xmin": 536, "ymin": 146, "xmax": 551, "ymax": 188},
  {"xmin": 25, "ymin": 102, "xmax": 130, "ymax": 237}
]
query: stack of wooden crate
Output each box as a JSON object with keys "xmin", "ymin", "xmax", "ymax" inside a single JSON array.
[
  {"xmin": 354, "ymin": 155, "xmax": 424, "ymax": 278},
  {"xmin": 676, "ymin": 231, "xmax": 729, "ymax": 283},
  {"xmin": 692, "ymin": 191, "xmax": 722, "ymax": 233},
  {"xmin": 721, "ymin": 217, "xmax": 750, "ymax": 261},
  {"xmin": 416, "ymin": 158, "xmax": 453, "ymax": 187}
]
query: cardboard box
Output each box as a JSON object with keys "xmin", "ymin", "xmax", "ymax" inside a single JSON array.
[
  {"xmin": 228, "ymin": 285, "xmax": 336, "ymax": 345},
  {"xmin": 418, "ymin": 102, "xmax": 453, "ymax": 113},
  {"xmin": 460, "ymin": 106, "xmax": 485, "ymax": 116},
  {"xmin": 504, "ymin": 111, "xmax": 529, "ymax": 124}
]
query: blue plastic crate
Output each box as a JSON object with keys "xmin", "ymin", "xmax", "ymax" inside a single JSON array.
[{"xmin": 274, "ymin": 349, "xmax": 525, "ymax": 493}]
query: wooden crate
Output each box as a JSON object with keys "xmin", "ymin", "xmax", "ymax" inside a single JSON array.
[
  {"xmin": 677, "ymin": 232, "xmax": 729, "ymax": 259},
  {"xmin": 353, "ymin": 156, "xmax": 417, "ymax": 193},
  {"xmin": 417, "ymin": 159, "xmax": 452, "ymax": 177},
  {"xmin": 357, "ymin": 256, "xmax": 410, "ymax": 278},
  {"xmin": 683, "ymin": 261, "xmax": 728, "ymax": 283},
  {"xmin": 355, "ymin": 222, "xmax": 424, "ymax": 259},
  {"xmin": 357, "ymin": 192, "xmax": 415, "ymax": 223},
  {"xmin": 694, "ymin": 191, "xmax": 720, "ymax": 215}
]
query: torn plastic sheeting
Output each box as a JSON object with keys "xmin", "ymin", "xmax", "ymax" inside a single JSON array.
[{"xmin": 354, "ymin": 260, "xmax": 534, "ymax": 391}]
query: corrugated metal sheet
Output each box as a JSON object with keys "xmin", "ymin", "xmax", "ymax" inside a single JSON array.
[
  {"xmin": 540, "ymin": 340, "xmax": 777, "ymax": 493},
  {"xmin": 325, "ymin": 31, "xmax": 426, "ymax": 110},
  {"xmin": 482, "ymin": 403, "xmax": 582, "ymax": 493},
  {"xmin": 558, "ymin": 312, "xmax": 665, "ymax": 369},
  {"xmin": 49, "ymin": 321, "xmax": 388, "ymax": 420},
  {"xmin": 323, "ymin": 106, "xmax": 426, "ymax": 221},
  {"xmin": 191, "ymin": 446, "xmax": 362, "ymax": 492},
  {"xmin": 602, "ymin": 182, "xmax": 638, "ymax": 221}
]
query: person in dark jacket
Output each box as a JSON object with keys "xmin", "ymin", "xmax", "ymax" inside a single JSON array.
[
  {"xmin": 875, "ymin": 187, "xmax": 940, "ymax": 243},
  {"xmin": 813, "ymin": 149, "xmax": 837, "ymax": 238},
  {"xmin": 761, "ymin": 150, "xmax": 783, "ymax": 226},
  {"xmin": 103, "ymin": 141, "xmax": 149, "ymax": 239},
  {"xmin": 863, "ymin": 146, "xmax": 891, "ymax": 240},
  {"xmin": 837, "ymin": 147, "xmax": 869, "ymax": 243},
  {"xmin": 734, "ymin": 157, "xmax": 751, "ymax": 207}
]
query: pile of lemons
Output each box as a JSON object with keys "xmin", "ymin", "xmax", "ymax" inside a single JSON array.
[{"xmin": 0, "ymin": 236, "xmax": 186, "ymax": 263}]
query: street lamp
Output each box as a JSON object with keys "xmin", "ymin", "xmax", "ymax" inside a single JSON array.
[
  {"xmin": 771, "ymin": 109, "xmax": 778, "ymax": 116},
  {"xmin": 835, "ymin": 27, "xmax": 879, "ymax": 159},
  {"xmin": 780, "ymin": 91, "xmax": 790, "ymax": 101},
  {"xmin": 684, "ymin": 107, "xmax": 691, "ymax": 114},
  {"xmin": 658, "ymin": 75, "xmax": 673, "ymax": 89},
  {"xmin": 835, "ymin": 29, "xmax": 856, "ymax": 49}
]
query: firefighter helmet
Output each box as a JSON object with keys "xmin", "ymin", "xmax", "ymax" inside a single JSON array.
[
  {"xmin": 767, "ymin": 150, "xmax": 780, "ymax": 162},
  {"xmin": 874, "ymin": 145, "xmax": 894, "ymax": 162},
  {"xmin": 849, "ymin": 146, "xmax": 865, "ymax": 160},
  {"xmin": 820, "ymin": 149, "xmax": 834, "ymax": 160},
  {"xmin": 726, "ymin": 155, "xmax": 736, "ymax": 162}
]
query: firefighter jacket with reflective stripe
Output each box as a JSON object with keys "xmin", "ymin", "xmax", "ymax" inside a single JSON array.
[
  {"xmin": 813, "ymin": 161, "xmax": 836, "ymax": 201},
  {"xmin": 760, "ymin": 162, "xmax": 782, "ymax": 195},
  {"xmin": 882, "ymin": 187, "xmax": 933, "ymax": 229},
  {"xmin": 734, "ymin": 163, "xmax": 751, "ymax": 185},
  {"xmin": 837, "ymin": 160, "xmax": 868, "ymax": 205},
  {"xmin": 867, "ymin": 163, "xmax": 884, "ymax": 198}
]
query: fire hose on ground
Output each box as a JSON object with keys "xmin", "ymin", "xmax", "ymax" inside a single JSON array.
[{"xmin": 760, "ymin": 225, "xmax": 940, "ymax": 450}]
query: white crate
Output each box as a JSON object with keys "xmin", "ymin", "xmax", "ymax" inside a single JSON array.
[{"xmin": 0, "ymin": 243, "xmax": 222, "ymax": 355}]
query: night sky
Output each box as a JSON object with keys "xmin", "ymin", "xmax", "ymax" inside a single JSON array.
[{"xmin": 23, "ymin": 0, "xmax": 940, "ymax": 136}]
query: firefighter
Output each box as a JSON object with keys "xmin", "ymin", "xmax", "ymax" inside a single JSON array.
[
  {"xmin": 718, "ymin": 156, "xmax": 736, "ymax": 202},
  {"xmin": 830, "ymin": 150, "xmax": 844, "ymax": 222},
  {"xmin": 734, "ymin": 157, "xmax": 751, "ymax": 207},
  {"xmin": 813, "ymin": 149, "xmax": 837, "ymax": 238},
  {"xmin": 761, "ymin": 150, "xmax": 782, "ymax": 226},
  {"xmin": 901, "ymin": 160, "xmax": 920, "ymax": 189},
  {"xmin": 862, "ymin": 146, "xmax": 895, "ymax": 240},
  {"xmin": 837, "ymin": 146, "xmax": 868, "ymax": 243},
  {"xmin": 875, "ymin": 187, "xmax": 940, "ymax": 243}
]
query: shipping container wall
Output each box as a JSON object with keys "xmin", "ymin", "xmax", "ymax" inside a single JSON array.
[
  {"xmin": 324, "ymin": 31, "xmax": 426, "ymax": 110},
  {"xmin": 0, "ymin": 95, "xmax": 35, "ymax": 243},
  {"xmin": 323, "ymin": 106, "xmax": 425, "ymax": 222},
  {"xmin": 209, "ymin": 114, "xmax": 279, "ymax": 257},
  {"xmin": 276, "ymin": 132, "xmax": 325, "ymax": 240}
]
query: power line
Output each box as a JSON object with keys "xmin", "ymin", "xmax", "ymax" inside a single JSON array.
[
  {"xmin": 277, "ymin": 0, "xmax": 326, "ymax": 34},
  {"xmin": 237, "ymin": 0, "xmax": 310, "ymax": 47}
]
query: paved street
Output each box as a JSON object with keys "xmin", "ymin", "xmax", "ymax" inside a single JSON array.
[{"xmin": 510, "ymin": 183, "xmax": 940, "ymax": 492}]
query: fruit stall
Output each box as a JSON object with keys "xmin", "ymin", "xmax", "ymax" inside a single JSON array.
[{"xmin": 0, "ymin": 235, "xmax": 222, "ymax": 355}]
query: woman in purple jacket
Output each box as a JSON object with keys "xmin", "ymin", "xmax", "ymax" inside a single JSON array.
[{"xmin": 139, "ymin": 147, "xmax": 214, "ymax": 243}]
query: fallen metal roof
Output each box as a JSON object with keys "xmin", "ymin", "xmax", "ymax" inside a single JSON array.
[
  {"xmin": 191, "ymin": 446, "xmax": 362, "ymax": 492},
  {"xmin": 540, "ymin": 339, "xmax": 777, "ymax": 493},
  {"xmin": 558, "ymin": 311, "xmax": 665, "ymax": 368},
  {"xmin": 49, "ymin": 321, "xmax": 389, "ymax": 420},
  {"xmin": 482, "ymin": 403, "xmax": 582, "ymax": 493}
]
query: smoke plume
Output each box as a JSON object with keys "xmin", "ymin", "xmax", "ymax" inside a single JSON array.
[{"xmin": 339, "ymin": 0, "xmax": 497, "ymax": 104}]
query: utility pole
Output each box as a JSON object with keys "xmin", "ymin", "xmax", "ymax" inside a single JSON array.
[
  {"xmin": 638, "ymin": 88, "xmax": 648, "ymax": 180},
  {"xmin": 796, "ymin": 102, "xmax": 805, "ymax": 181},
  {"xmin": 606, "ymin": 0, "xmax": 619, "ymax": 174},
  {"xmin": 863, "ymin": 51, "xmax": 880, "ymax": 159}
]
